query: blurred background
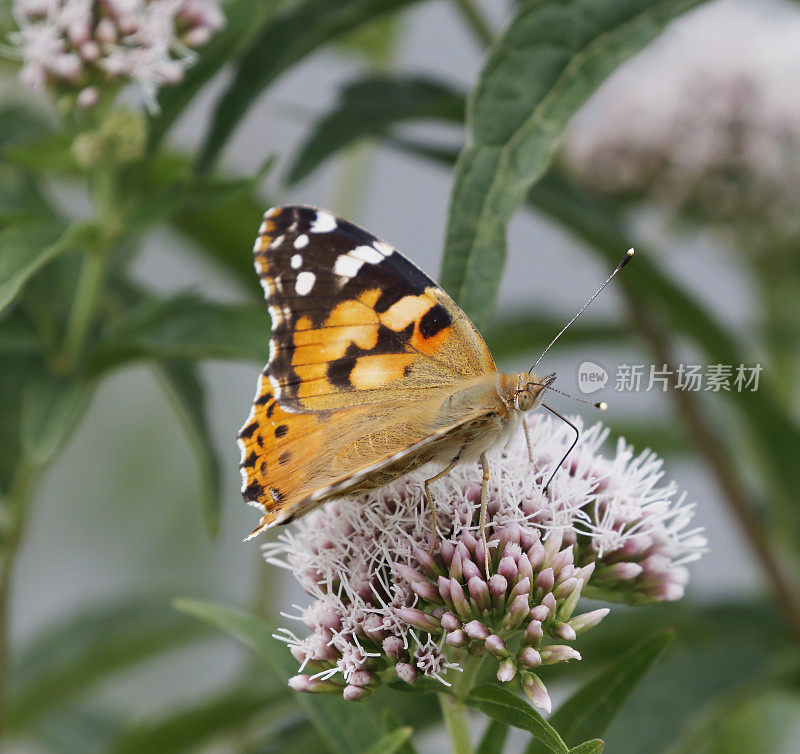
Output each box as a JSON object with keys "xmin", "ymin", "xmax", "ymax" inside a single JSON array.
[{"xmin": 3, "ymin": 0, "xmax": 800, "ymax": 751}]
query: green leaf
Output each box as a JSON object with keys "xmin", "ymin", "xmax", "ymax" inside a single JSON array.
[
  {"xmin": 175, "ymin": 599, "xmax": 384, "ymax": 754},
  {"xmin": 441, "ymin": 0, "xmax": 706, "ymax": 331},
  {"xmin": 477, "ymin": 717, "xmax": 509, "ymax": 754},
  {"xmin": 8, "ymin": 597, "xmax": 212, "ymax": 732},
  {"xmin": 108, "ymin": 680, "xmax": 292, "ymax": 754},
  {"xmin": 287, "ymin": 74, "xmax": 464, "ymax": 185},
  {"xmin": 364, "ymin": 727, "xmax": 414, "ymax": 754},
  {"xmin": 197, "ymin": 0, "xmax": 426, "ymax": 172},
  {"xmin": 571, "ymin": 601, "xmax": 786, "ymax": 754},
  {"xmin": 568, "ymin": 741, "xmax": 604, "ymax": 754},
  {"xmin": 466, "ymin": 684, "xmax": 568, "ymax": 754},
  {"xmin": 153, "ymin": 361, "xmax": 222, "ymax": 537},
  {"xmin": 148, "ymin": 0, "xmax": 282, "ymax": 149},
  {"xmin": 20, "ymin": 375, "xmax": 92, "ymax": 467},
  {"xmin": 4, "ymin": 131, "xmax": 79, "ymax": 174},
  {"xmin": 169, "ymin": 191, "xmax": 267, "ymax": 291},
  {"xmin": 92, "ymin": 295, "xmax": 267, "ymax": 373},
  {"xmin": 0, "ymin": 221, "xmax": 71, "ymax": 314},
  {"xmin": 382, "ymin": 710, "xmax": 418, "ymax": 754},
  {"xmin": 526, "ymin": 632, "xmax": 672, "ymax": 753}
]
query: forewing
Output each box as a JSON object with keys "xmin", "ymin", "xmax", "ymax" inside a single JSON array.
[{"xmin": 252, "ymin": 205, "xmax": 496, "ymax": 411}]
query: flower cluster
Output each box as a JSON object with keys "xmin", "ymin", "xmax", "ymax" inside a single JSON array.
[
  {"xmin": 7, "ymin": 0, "xmax": 224, "ymax": 110},
  {"xmin": 265, "ymin": 415, "xmax": 706, "ymax": 708},
  {"xmin": 564, "ymin": 0, "xmax": 800, "ymax": 249}
]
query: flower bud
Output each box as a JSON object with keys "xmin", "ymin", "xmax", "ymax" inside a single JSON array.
[
  {"xmin": 525, "ymin": 619, "xmax": 544, "ymax": 644},
  {"xmin": 522, "ymin": 674, "xmax": 552, "ymax": 713},
  {"xmin": 468, "ymin": 576, "xmax": 491, "ymax": 613},
  {"xmin": 449, "ymin": 578, "xmax": 471, "ymax": 620},
  {"xmin": 395, "ymin": 663, "xmax": 417, "ymax": 684},
  {"xmin": 497, "ymin": 659, "xmax": 516, "ymax": 682},
  {"xmin": 396, "ymin": 607, "xmax": 440, "ymax": 633},
  {"xmin": 343, "ymin": 684, "xmax": 368, "ymax": 701},
  {"xmin": 463, "ymin": 620, "xmax": 490, "ymax": 640},
  {"xmin": 540, "ymin": 645, "xmax": 581, "ymax": 664},
  {"xmin": 446, "ymin": 629, "xmax": 468, "ymax": 647},
  {"xmin": 569, "ymin": 608, "xmax": 610, "ymax": 634},
  {"xmin": 440, "ymin": 612, "xmax": 461, "ymax": 631},
  {"xmin": 485, "ymin": 634, "xmax": 508, "ymax": 657},
  {"xmin": 502, "ymin": 594, "xmax": 530, "ymax": 630},
  {"xmin": 518, "ymin": 647, "xmax": 542, "ymax": 667}
]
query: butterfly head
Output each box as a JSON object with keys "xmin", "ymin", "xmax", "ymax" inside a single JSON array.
[{"xmin": 514, "ymin": 371, "xmax": 556, "ymax": 413}]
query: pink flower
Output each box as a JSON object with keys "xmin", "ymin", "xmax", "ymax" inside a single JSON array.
[
  {"xmin": 265, "ymin": 415, "xmax": 705, "ymax": 705},
  {"xmin": 6, "ymin": 0, "xmax": 224, "ymax": 110}
]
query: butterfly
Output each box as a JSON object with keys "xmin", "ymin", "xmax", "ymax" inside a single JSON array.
[{"xmin": 238, "ymin": 206, "xmax": 625, "ymax": 574}]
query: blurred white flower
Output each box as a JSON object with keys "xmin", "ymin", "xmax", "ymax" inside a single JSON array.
[
  {"xmin": 6, "ymin": 0, "xmax": 224, "ymax": 110},
  {"xmin": 565, "ymin": 0, "xmax": 800, "ymax": 246},
  {"xmin": 265, "ymin": 414, "xmax": 705, "ymax": 705}
]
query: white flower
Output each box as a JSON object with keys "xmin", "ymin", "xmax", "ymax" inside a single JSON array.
[
  {"xmin": 265, "ymin": 414, "xmax": 705, "ymax": 701},
  {"xmin": 5, "ymin": 0, "xmax": 224, "ymax": 110},
  {"xmin": 564, "ymin": 0, "xmax": 800, "ymax": 245}
]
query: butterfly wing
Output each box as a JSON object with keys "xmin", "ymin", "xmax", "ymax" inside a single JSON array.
[
  {"xmin": 239, "ymin": 374, "xmax": 504, "ymax": 535},
  {"xmin": 239, "ymin": 205, "xmax": 500, "ymax": 532},
  {"xmin": 252, "ymin": 205, "xmax": 496, "ymax": 411}
]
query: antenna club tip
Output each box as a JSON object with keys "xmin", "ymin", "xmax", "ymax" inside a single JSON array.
[
  {"xmin": 616, "ymin": 248, "xmax": 635, "ymax": 271},
  {"xmin": 596, "ymin": 401, "xmax": 608, "ymax": 411}
]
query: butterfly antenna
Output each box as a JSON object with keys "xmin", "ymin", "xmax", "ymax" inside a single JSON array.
[
  {"xmin": 530, "ymin": 248, "xmax": 634, "ymax": 372},
  {"xmin": 540, "ymin": 384, "xmax": 607, "ymax": 411}
]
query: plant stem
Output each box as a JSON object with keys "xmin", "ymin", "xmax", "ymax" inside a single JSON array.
[
  {"xmin": 624, "ymin": 291, "xmax": 800, "ymax": 644},
  {"xmin": 438, "ymin": 655, "xmax": 483, "ymax": 754},
  {"xmin": 62, "ymin": 247, "xmax": 107, "ymax": 367},
  {"xmin": 452, "ymin": 0, "xmax": 494, "ymax": 48},
  {"xmin": 440, "ymin": 693, "xmax": 474, "ymax": 754},
  {"xmin": 0, "ymin": 462, "xmax": 36, "ymax": 741}
]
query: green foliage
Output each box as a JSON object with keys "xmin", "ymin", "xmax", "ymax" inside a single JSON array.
[
  {"xmin": 175, "ymin": 599, "xmax": 385, "ymax": 754},
  {"xmin": 4, "ymin": 1, "xmax": 798, "ymax": 752},
  {"xmin": 526, "ymin": 632, "xmax": 673, "ymax": 753},
  {"xmin": 440, "ymin": 0, "xmax": 706, "ymax": 331},
  {"xmin": 287, "ymin": 74, "xmax": 465, "ymax": 185},
  {"xmin": 466, "ymin": 684, "xmax": 568, "ymax": 753},
  {"xmin": 197, "ymin": 0, "xmax": 427, "ymax": 172}
]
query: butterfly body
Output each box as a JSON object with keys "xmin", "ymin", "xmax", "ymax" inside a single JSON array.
[{"xmin": 238, "ymin": 206, "xmax": 552, "ymax": 539}]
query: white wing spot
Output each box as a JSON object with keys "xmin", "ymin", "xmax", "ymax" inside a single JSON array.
[
  {"xmin": 269, "ymin": 234, "xmax": 285, "ymax": 249},
  {"xmin": 252, "ymin": 238, "xmax": 263, "ymax": 252},
  {"xmin": 295, "ymin": 271, "xmax": 316, "ymax": 295},
  {"xmin": 352, "ymin": 244, "xmax": 384, "ymax": 264},
  {"xmin": 334, "ymin": 254, "xmax": 363, "ymax": 278},
  {"xmin": 265, "ymin": 207, "xmax": 280, "ymax": 218},
  {"xmin": 310, "ymin": 211, "xmax": 337, "ymax": 233},
  {"xmin": 374, "ymin": 240, "xmax": 393, "ymax": 256},
  {"xmin": 294, "ymin": 234, "xmax": 309, "ymax": 249},
  {"xmin": 291, "ymin": 254, "xmax": 302, "ymax": 269},
  {"xmin": 258, "ymin": 221, "xmax": 268, "ymax": 234}
]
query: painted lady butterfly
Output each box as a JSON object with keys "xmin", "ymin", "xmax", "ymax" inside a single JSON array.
[{"xmin": 238, "ymin": 206, "xmax": 627, "ymax": 574}]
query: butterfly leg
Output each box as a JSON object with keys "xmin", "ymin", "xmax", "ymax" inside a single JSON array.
[
  {"xmin": 423, "ymin": 456, "xmax": 460, "ymax": 554},
  {"xmin": 523, "ymin": 418, "xmax": 535, "ymax": 465},
  {"xmin": 479, "ymin": 451, "xmax": 491, "ymax": 578}
]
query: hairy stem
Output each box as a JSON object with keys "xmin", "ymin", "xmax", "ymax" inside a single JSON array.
[
  {"xmin": 624, "ymin": 291, "xmax": 800, "ymax": 644},
  {"xmin": 0, "ymin": 463, "xmax": 36, "ymax": 741},
  {"xmin": 452, "ymin": 0, "xmax": 494, "ymax": 48}
]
